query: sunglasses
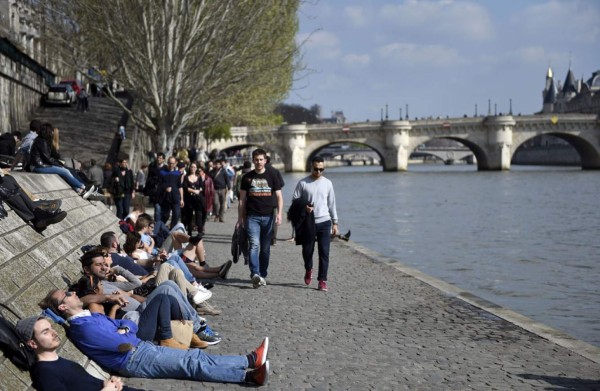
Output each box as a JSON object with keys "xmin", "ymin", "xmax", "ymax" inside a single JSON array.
[
  {"xmin": 59, "ymin": 291, "xmax": 73, "ymax": 305},
  {"xmin": 312, "ymin": 167, "xmax": 325, "ymax": 172}
]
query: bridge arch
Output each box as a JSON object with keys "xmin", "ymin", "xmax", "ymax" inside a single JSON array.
[
  {"xmin": 511, "ymin": 133, "xmax": 600, "ymax": 169},
  {"xmin": 217, "ymin": 142, "xmax": 287, "ymax": 164},
  {"xmin": 304, "ymin": 141, "xmax": 385, "ymax": 172}
]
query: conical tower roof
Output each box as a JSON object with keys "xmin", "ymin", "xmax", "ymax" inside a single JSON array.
[
  {"xmin": 562, "ymin": 68, "xmax": 577, "ymax": 94},
  {"xmin": 544, "ymin": 81, "xmax": 557, "ymax": 104}
]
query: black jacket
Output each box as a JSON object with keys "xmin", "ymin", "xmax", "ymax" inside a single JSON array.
[
  {"xmin": 288, "ymin": 198, "xmax": 315, "ymax": 246},
  {"xmin": 0, "ymin": 133, "xmax": 16, "ymax": 156},
  {"xmin": 231, "ymin": 225, "xmax": 249, "ymax": 264},
  {"xmin": 29, "ymin": 137, "xmax": 61, "ymax": 169}
]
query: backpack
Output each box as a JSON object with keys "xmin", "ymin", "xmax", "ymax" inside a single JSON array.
[{"xmin": 0, "ymin": 303, "xmax": 36, "ymax": 370}]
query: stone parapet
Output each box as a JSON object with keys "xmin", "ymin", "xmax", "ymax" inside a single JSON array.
[{"xmin": 0, "ymin": 172, "xmax": 117, "ymax": 391}]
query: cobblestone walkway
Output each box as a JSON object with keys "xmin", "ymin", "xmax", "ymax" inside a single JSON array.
[{"xmin": 126, "ymin": 211, "xmax": 600, "ymax": 390}]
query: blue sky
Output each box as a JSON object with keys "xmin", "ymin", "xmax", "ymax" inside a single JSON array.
[{"xmin": 285, "ymin": 0, "xmax": 600, "ymax": 123}]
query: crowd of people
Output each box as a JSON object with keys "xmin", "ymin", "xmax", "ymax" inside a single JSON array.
[{"xmin": 1, "ymin": 119, "xmax": 347, "ymax": 389}]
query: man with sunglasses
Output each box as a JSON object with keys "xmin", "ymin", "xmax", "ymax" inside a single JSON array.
[
  {"xmin": 291, "ymin": 156, "xmax": 338, "ymax": 292},
  {"xmin": 37, "ymin": 289, "xmax": 270, "ymax": 386}
]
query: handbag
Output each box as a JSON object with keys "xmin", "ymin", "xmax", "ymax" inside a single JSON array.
[{"xmin": 170, "ymin": 319, "xmax": 193, "ymax": 346}]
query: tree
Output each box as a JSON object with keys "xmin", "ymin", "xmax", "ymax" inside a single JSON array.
[{"xmin": 40, "ymin": 0, "xmax": 300, "ymax": 154}]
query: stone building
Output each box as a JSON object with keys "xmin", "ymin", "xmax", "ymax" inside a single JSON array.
[
  {"xmin": 0, "ymin": 0, "xmax": 53, "ymax": 133},
  {"xmin": 541, "ymin": 65, "xmax": 600, "ymax": 115}
]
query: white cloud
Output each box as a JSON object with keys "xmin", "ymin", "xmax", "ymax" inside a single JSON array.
[
  {"xmin": 299, "ymin": 30, "xmax": 339, "ymax": 49},
  {"xmin": 342, "ymin": 53, "xmax": 371, "ymax": 68},
  {"xmin": 377, "ymin": 42, "xmax": 464, "ymax": 67},
  {"xmin": 510, "ymin": 0, "xmax": 600, "ymax": 44},
  {"xmin": 298, "ymin": 30, "xmax": 341, "ymax": 60},
  {"xmin": 379, "ymin": 0, "xmax": 494, "ymax": 41},
  {"xmin": 345, "ymin": 6, "xmax": 368, "ymax": 27}
]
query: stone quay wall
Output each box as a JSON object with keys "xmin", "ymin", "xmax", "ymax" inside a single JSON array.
[
  {"xmin": 0, "ymin": 173, "xmax": 118, "ymax": 391},
  {"xmin": 0, "ymin": 38, "xmax": 52, "ymax": 134}
]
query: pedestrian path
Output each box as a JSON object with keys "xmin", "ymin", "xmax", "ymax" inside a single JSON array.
[{"xmin": 126, "ymin": 211, "xmax": 600, "ymax": 390}]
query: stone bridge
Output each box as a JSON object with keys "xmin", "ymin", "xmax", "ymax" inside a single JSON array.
[{"xmin": 210, "ymin": 114, "xmax": 600, "ymax": 172}]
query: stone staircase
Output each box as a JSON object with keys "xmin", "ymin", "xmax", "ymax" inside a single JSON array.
[{"xmin": 30, "ymin": 96, "xmax": 131, "ymax": 165}]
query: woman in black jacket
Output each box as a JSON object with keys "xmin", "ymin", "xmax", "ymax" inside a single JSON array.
[{"xmin": 29, "ymin": 123, "xmax": 89, "ymax": 195}]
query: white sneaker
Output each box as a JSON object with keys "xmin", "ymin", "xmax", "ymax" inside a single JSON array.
[
  {"xmin": 81, "ymin": 185, "xmax": 96, "ymax": 200},
  {"xmin": 192, "ymin": 289, "xmax": 212, "ymax": 305},
  {"xmin": 252, "ymin": 274, "xmax": 261, "ymax": 289},
  {"xmin": 259, "ymin": 277, "xmax": 267, "ymax": 287}
]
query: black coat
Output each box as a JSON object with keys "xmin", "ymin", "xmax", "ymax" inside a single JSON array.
[
  {"xmin": 29, "ymin": 137, "xmax": 62, "ymax": 168},
  {"xmin": 288, "ymin": 198, "xmax": 315, "ymax": 246}
]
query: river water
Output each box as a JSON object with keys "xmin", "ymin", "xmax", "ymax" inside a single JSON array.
[{"xmin": 280, "ymin": 164, "xmax": 600, "ymax": 348}]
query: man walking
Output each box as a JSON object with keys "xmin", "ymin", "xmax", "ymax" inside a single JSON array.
[
  {"xmin": 111, "ymin": 159, "xmax": 135, "ymax": 220},
  {"xmin": 145, "ymin": 152, "xmax": 165, "ymax": 223},
  {"xmin": 210, "ymin": 159, "xmax": 228, "ymax": 222},
  {"xmin": 291, "ymin": 156, "xmax": 338, "ymax": 292},
  {"xmin": 237, "ymin": 149, "xmax": 283, "ymax": 288},
  {"xmin": 159, "ymin": 156, "xmax": 184, "ymax": 229}
]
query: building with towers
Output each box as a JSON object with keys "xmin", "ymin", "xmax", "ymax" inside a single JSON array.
[{"xmin": 541, "ymin": 65, "xmax": 600, "ymax": 115}]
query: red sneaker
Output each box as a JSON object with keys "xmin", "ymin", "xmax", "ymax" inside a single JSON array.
[
  {"xmin": 253, "ymin": 337, "xmax": 269, "ymax": 368},
  {"xmin": 249, "ymin": 360, "xmax": 269, "ymax": 386},
  {"xmin": 304, "ymin": 269, "xmax": 312, "ymax": 286},
  {"xmin": 318, "ymin": 280, "xmax": 328, "ymax": 292}
]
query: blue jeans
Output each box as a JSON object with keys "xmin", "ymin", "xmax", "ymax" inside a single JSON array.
[
  {"xmin": 139, "ymin": 281, "xmax": 201, "ymax": 333},
  {"xmin": 33, "ymin": 165, "xmax": 84, "ymax": 190},
  {"xmin": 302, "ymin": 220, "xmax": 332, "ymax": 281},
  {"xmin": 246, "ymin": 214, "xmax": 274, "ymax": 278},
  {"xmin": 120, "ymin": 340, "xmax": 248, "ymax": 382},
  {"xmin": 154, "ymin": 203, "xmax": 162, "ymax": 224}
]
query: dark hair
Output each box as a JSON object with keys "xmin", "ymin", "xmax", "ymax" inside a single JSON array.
[
  {"xmin": 123, "ymin": 232, "xmax": 141, "ymax": 255},
  {"xmin": 38, "ymin": 289, "xmax": 63, "ymax": 317},
  {"xmin": 90, "ymin": 159, "xmax": 97, "ymax": 166},
  {"xmin": 157, "ymin": 152, "xmax": 166, "ymax": 159},
  {"xmin": 11, "ymin": 131, "xmax": 22, "ymax": 140},
  {"xmin": 79, "ymin": 246, "xmax": 109, "ymax": 268},
  {"xmin": 38, "ymin": 123, "xmax": 54, "ymax": 143},
  {"xmin": 311, "ymin": 156, "xmax": 325, "ymax": 164},
  {"xmin": 29, "ymin": 119, "xmax": 42, "ymax": 132},
  {"xmin": 243, "ymin": 161, "xmax": 252, "ymax": 169},
  {"xmin": 100, "ymin": 231, "xmax": 117, "ymax": 248},
  {"xmin": 252, "ymin": 148, "xmax": 267, "ymax": 159}
]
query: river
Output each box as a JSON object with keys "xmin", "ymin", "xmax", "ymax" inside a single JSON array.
[{"xmin": 280, "ymin": 164, "xmax": 600, "ymax": 348}]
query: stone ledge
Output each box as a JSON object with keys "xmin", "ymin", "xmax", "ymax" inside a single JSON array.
[{"xmin": 0, "ymin": 172, "xmax": 118, "ymax": 387}]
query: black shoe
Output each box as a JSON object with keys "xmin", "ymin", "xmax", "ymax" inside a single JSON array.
[
  {"xmin": 33, "ymin": 199, "xmax": 62, "ymax": 213},
  {"xmin": 219, "ymin": 260, "xmax": 233, "ymax": 279},
  {"xmin": 34, "ymin": 210, "xmax": 67, "ymax": 232},
  {"xmin": 201, "ymin": 282, "xmax": 214, "ymax": 290},
  {"xmin": 189, "ymin": 233, "xmax": 203, "ymax": 245},
  {"xmin": 340, "ymin": 229, "xmax": 351, "ymax": 241}
]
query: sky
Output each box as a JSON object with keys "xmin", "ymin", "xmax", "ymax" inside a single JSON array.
[{"xmin": 285, "ymin": 0, "xmax": 600, "ymax": 123}]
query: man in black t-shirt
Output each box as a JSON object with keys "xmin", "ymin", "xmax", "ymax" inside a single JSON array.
[
  {"xmin": 16, "ymin": 315, "xmax": 141, "ymax": 391},
  {"xmin": 237, "ymin": 149, "xmax": 283, "ymax": 288}
]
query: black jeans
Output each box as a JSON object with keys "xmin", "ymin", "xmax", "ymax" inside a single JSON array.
[
  {"xmin": 1, "ymin": 175, "xmax": 35, "ymax": 222},
  {"xmin": 302, "ymin": 220, "xmax": 332, "ymax": 281}
]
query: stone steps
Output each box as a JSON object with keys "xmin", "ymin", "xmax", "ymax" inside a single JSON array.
[{"xmin": 32, "ymin": 96, "xmax": 130, "ymax": 165}]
